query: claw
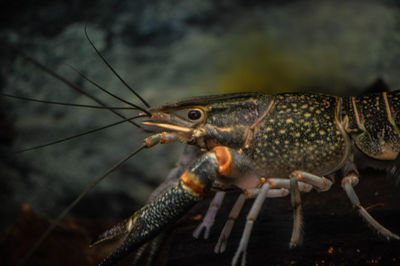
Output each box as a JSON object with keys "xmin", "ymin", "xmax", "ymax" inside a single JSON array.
[
  {"xmin": 99, "ymin": 185, "xmax": 202, "ymax": 266},
  {"xmin": 98, "ymin": 151, "xmax": 220, "ymax": 265},
  {"xmin": 91, "ymin": 220, "xmax": 131, "ymax": 247}
]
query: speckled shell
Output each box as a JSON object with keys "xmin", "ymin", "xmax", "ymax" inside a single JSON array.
[
  {"xmin": 245, "ymin": 93, "xmax": 349, "ymax": 178},
  {"xmin": 343, "ymin": 91, "xmax": 400, "ymax": 160}
]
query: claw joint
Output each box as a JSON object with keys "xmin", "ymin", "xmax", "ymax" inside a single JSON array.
[
  {"xmin": 341, "ymin": 174, "xmax": 359, "ymax": 188},
  {"xmin": 180, "ymin": 171, "xmax": 206, "ymax": 196},
  {"xmin": 212, "ymin": 146, "xmax": 232, "ymax": 176}
]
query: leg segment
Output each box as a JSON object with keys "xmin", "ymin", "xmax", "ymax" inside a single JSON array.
[
  {"xmin": 289, "ymin": 175, "xmax": 302, "ymax": 248},
  {"xmin": 245, "ymin": 188, "xmax": 290, "ymax": 198},
  {"xmin": 287, "ymin": 170, "xmax": 333, "ymax": 248},
  {"xmin": 215, "ymin": 193, "xmax": 247, "ymax": 253},
  {"xmin": 215, "ymin": 178, "xmax": 312, "ymax": 255},
  {"xmin": 193, "ymin": 145, "xmax": 264, "ymax": 241},
  {"xmin": 342, "ymin": 173, "xmax": 400, "ymax": 240},
  {"xmin": 193, "ymin": 191, "xmax": 226, "ymax": 239},
  {"xmin": 232, "ymin": 182, "xmax": 270, "ymax": 266},
  {"xmin": 290, "ymin": 170, "xmax": 333, "ymax": 191},
  {"xmin": 265, "ymin": 178, "xmax": 313, "ymax": 193},
  {"xmin": 231, "ymin": 174, "xmax": 321, "ymax": 253},
  {"xmin": 342, "ymin": 156, "xmax": 399, "ymax": 240},
  {"xmin": 226, "ymin": 171, "xmax": 333, "ymax": 265}
]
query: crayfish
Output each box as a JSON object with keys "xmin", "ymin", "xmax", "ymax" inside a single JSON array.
[{"xmin": 90, "ymin": 90, "xmax": 400, "ymax": 265}]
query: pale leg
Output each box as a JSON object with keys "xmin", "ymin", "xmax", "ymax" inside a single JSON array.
[
  {"xmin": 215, "ymin": 193, "xmax": 246, "ymax": 253},
  {"xmin": 342, "ymin": 174, "xmax": 400, "ymax": 240},
  {"xmin": 289, "ymin": 176, "xmax": 302, "ymax": 248},
  {"xmin": 193, "ymin": 191, "xmax": 226, "ymax": 239},
  {"xmin": 231, "ymin": 183, "xmax": 270, "ymax": 266}
]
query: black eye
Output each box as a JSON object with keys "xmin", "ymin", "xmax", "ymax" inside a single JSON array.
[{"xmin": 188, "ymin": 109, "xmax": 202, "ymax": 120}]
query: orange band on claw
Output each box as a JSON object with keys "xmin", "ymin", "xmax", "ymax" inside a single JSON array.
[{"xmin": 180, "ymin": 171, "xmax": 205, "ymax": 196}]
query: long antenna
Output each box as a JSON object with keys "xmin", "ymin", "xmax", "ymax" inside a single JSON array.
[
  {"xmin": 16, "ymin": 114, "xmax": 147, "ymax": 153},
  {"xmin": 1, "ymin": 93, "xmax": 135, "ymax": 110},
  {"xmin": 84, "ymin": 25, "xmax": 150, "ymax": 108},
  {"xmin": 67, "ymin": 64, "xmax": 151, "ymax": 116},
  {"xmin": 18, "ymin": 52, "xmax": 142, "ymax": 128},
  {"xmin": 16, "ymin": 143, "xmax": 147, "ymax": 266}
]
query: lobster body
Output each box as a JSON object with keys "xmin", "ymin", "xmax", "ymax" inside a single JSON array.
[{"xmin": 95, "ymin": 90, "xmax": 400, "ymax": 266}]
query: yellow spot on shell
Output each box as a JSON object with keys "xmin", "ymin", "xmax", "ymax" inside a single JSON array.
[
  {"xmin": 286, "ymin": 118, "xmax": 294, "ymax": 123},
  {"xmin": 304, "ymin": 113, "xmax": 311, "ymax": 118}
]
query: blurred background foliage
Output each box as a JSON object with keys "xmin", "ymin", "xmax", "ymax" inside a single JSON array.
[{"xmin": 0, "ymin": 0, "xmax": 399, "ymax": 228}]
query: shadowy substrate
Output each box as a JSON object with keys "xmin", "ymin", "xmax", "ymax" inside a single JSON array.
[{"xmin": 1, "ymin": 169, "xmax": 399, "ymax": 266}]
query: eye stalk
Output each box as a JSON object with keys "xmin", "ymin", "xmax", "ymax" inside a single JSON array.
[{"xmin": 187, "ymin": 109, "xmax": 203, "ymax": 120}]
